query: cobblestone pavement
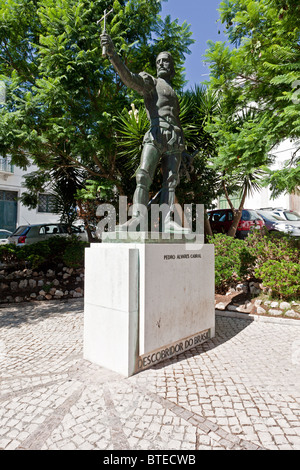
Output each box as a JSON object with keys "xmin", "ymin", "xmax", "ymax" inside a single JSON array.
[{"xmin": 0, "ymin": 299, "xmax": 299, "ymax": 451}]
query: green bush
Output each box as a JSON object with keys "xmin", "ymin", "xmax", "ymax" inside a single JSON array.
[
  {"xmin": 208, "ymin": 231, "xmax": 300, "ymax": 299},
  {"xmin": 245, "ymin": 230, "xmax": 300, "ymax": 268},
  {"xmin": 208, "ymin": 234, "xmax": 256, "ymax": 293},
  {"xmin": 0, "ymin": 244, "xmax": 20, "ymax": 265},
  {"xmin": 257, "ymin": 260, "xmax": 300, "ymax": 300},
  {"xmin": 245, "ymin": 230, "xmax": 300, "ymax": 300},
  {"xmin": 62, "ymin": 242, "xmax": 87, "ymax": 269},
  {"xmin": 0, "ymin": 236, "xmax": 88, "ymax": 270}
]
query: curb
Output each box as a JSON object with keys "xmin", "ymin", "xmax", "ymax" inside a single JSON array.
[{"xmin": 216, "ymin": 308, "xmax": 300, "ymax": 326}]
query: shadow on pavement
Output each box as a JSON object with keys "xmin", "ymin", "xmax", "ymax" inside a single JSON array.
[
  {"xmin": 152, "ymin": 313, "xmax": 253, "ymax": 371},
  {"xmin": 0, "ymin": 299, "xmax": 84, "ymax": 328}
]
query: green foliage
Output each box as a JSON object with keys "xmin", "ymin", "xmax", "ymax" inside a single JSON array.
[
  {"xmin": 245, "ymin": 229, "xmax": 300, "ymax": 268},
  {"xmin": 210, "ymin": 230, "xmax": 299, "ymax": 299},
  {"xmin": 0, "ymin": 244, "xmax": 20, "ymax": 265},
  {"xmin": 0, "ymin": 0, "xmax": 194, "ymax": 215},
  {"xmin": 0, "ymin": 236, "xmax": 88, "ymax": 269},
  {"xmin": 246, "ymin": 230, "xmax": 299, "ymax": 299},
  {"xmin": 208, "ymin": 233, "xmax": 255, "ymax": 292},
  {"xmin": 76, "ymin": 179, "xmax": 116, "ymax": 201},
  {"xmin": 176, "ymin": 85, "xmax": 223, "ymax": 208},
  {"xmin": 115, "ymin": 106, "xmax": 150, "ymax": 174},
  {"xmin": 205, "ymin": 0, "xmax": 300, "ymax": 196},
  {"xmin": 62, "ymin": 242, "xmax": 86, "ymax": 268},
  {"xmin": 258, "ymin": 260, "xmax": 300, "ymax": 300}
]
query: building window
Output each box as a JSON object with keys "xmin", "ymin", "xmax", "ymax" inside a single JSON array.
[
  {"xmin": 0, "ymin": 190, "xmax": 17, "ymax": 201},
  {"xmin": 0, "ymin": 157, "xmax": 14, "ymax": 174},
  {"xmin": 38, "ymin": 194, "xmax": 57, "ymax": 213}
]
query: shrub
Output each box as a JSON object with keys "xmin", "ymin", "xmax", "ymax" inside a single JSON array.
[
  {"xmin": 62, "ymin": 241, "xmax": 88, "ymax": 269},
  {"xmin": 245, "ymin": 230, "xmax": 300, "ymax": 269},
  {"xmin": 245, "ymin": 230, "xmax": 300, "ymax": 299},
  {"xmin": 257, "ymin": 260, "xmax": 300, "ymax": 300},
  {"xmin": 208, "ymin": 231, "xmax": 300, "ymax": 299},
  {"xmin": 0, "ymin": 244, "xmax": 20, "ymax": 265},
  {"xmin": 0, "ymin": 236, "xmax": 88, "ymax": 270},
  {"xmin": 208, "ymin": 234, "xmax": 256, "ymax": 293}
]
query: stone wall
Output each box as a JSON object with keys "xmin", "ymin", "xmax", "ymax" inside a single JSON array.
[{"xmin": 0, "ymin": 265, "xmax": 84, "ymax": 304}]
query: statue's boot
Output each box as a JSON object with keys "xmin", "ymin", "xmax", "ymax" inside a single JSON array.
[
  {"xmin": 115, "ymin": 173, "xmax": 150, "ymax": 232},
  {"xmin": 115, "ymin": 214, "xmax": 147, "ymax": 232},
  {"xmin": 163, "ymin": 218, "xmax": 191, "ymax": 234},
  {"xmin": 160, "ymin": 184, "xmax": 191, "ymax": 234}
]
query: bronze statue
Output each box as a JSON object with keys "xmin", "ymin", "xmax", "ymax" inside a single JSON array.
[{"xmin": 101, "ymin": 32, "xmax": 192, "ymax": 233}]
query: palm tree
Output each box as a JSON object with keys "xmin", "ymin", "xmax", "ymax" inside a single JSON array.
[
  {"xmin": 216, "ymin": 106, "xmax": 271, "ymax": 237},
  {"xmin": 223, "ymin": 168, "xmax": 267, "ymax": 237}
]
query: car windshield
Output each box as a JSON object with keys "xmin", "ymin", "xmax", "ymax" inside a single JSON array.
[
  {"xmin": 11, "ymin": 226, "xmax": 30, "ymax": 236},
  {"xmin": 242, "ymin": 210, "xmax": 261, "ymax": 221},
  {"xmin": 284, "ymin": 211, "xmax": 300, "ymax": 221},
  {"xmin": 258, "ymin": 211, "xmax": 284, "ymax": 221},
  {"xmin": 0, "ymin": 231, "xmax": 10, "ymax": 239}
]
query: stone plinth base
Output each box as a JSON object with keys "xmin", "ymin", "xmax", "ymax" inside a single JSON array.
[{"xmin": 84, "ymin": 237, "xmax": 215, "ymax": 377}]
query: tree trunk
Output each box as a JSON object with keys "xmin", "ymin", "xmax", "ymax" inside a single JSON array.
[
  {"xmin": 204, "ymin": 208, "xmax": 213, "ymax": 241},
  {"xmin": 76, "ymin": 200, "xmax": 96, "ymax": 243},
  {"xmin": 85, "ymin": 225, "xmax": 95, "ymax": 243},
  {"xmin": 227, "ymin": 186, "xmax": 247, "ymax": 238}
]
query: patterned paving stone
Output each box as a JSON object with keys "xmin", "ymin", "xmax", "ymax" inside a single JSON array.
[{"xmin": 0, "ymin": 299, "xmax": 299, "ymax": 451}]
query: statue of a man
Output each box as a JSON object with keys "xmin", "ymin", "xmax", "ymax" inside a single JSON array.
[{"xmin": 101, "ymin": 33, "xmax": 191, "ymax": 233}]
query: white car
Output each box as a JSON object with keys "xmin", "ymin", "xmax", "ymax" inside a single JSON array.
[
  {"xmin": 258, "ymin": 209, "xmax": 300, "ymax": 237},
  {"xmin": 269, "ymin": 209, "xmax": 300, "ymax": 223},
  {"xmin": 7, "ymin": 223, "xmax": 88, "ymax": 246},
  {"xmin": 0, "ymin": 229, "xmax": 12, "ymax": 245}
]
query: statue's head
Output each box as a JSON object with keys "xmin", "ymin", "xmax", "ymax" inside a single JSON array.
[{"xmin": 156, "ymin": 52, "xmax": 175, "ymax": 80}]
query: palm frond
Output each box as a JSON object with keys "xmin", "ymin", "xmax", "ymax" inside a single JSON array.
[{"xmin": 115, "ymin": 106, "xmax": 149, "ymax": 173}]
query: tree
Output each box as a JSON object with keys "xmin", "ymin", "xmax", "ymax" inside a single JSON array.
[
  {"xmin": 205, "ymin": 0, "xmax": 300, "ymax": 204},
  {"xmin": 204, "ymin": 99, "xmax": 272, "ymax": 236},
  {"xmin": 19, "ymin": 159, "xmax": 84, "ymax": 227},
  {"xmin": 0, "ymin": 0, "xmax": 194, "ymax": 220}
]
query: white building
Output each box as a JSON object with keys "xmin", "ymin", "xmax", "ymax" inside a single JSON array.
[
  {"xmin": 218, "ymin": 139, "xmax": 300, "ymax": 213},
  {"xmin": 0, "ymin": 157, "xmax": 60, "ymax": 232}
]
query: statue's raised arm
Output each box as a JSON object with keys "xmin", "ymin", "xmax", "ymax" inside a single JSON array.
[{"xmin": 100, "ymin": 33, "xmax": 155, "ymax": 96}]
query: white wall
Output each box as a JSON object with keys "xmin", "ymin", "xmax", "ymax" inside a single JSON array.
[
  {"xmin": 239, "ymin": 139, "xmax": 299, "ymax": 211},
  {"xmin": 0, "ymin": 161, "xmax": 60, "ymax": 228}
]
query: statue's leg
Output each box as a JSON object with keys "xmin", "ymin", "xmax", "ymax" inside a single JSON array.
[
  {"xmin": 160, "ymin": 152, "xmax": 191, "ymax": 233},
  {"xmin": 160, "ymin": 151, "xmax": 181, "ymax": 207},
  {"xmin": 132, "ymin": 143, "xmax": 161, "ymax": 217},
  {"xmin": 116, "ymin": 143, "xmax": 161, "ymax": 231}
]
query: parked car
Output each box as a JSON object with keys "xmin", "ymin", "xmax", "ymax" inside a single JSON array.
[
  {"xmin": 257, "ymin": 210, "xmax": 300, "ymax": 237},
  {"xmin": 7, "ymin": 223, "xmax": 88, "ymax": 246},
  {"xmin": 207, "ymin": 209, "xmax": 264, "ymax": 239},
  {"xmin": 0, "ymin": 229, "xmax": 12, "ymax": 245},
  {"xmin": 259, "ymin": 208, "xmax": 300, "ymax": 222}
]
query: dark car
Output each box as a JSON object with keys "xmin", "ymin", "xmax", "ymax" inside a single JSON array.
[
  {"xmin": 207, "ymin": 209, "xmax": 264, "ymax": 239},
  {"xmin": 255, "ymin": 210, "xmax": 283, "ymax": 231}
]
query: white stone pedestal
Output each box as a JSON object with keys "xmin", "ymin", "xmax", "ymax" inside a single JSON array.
[{"xmin": 84, "ymin": 237, "xmax": 215, "ymax": 377}]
